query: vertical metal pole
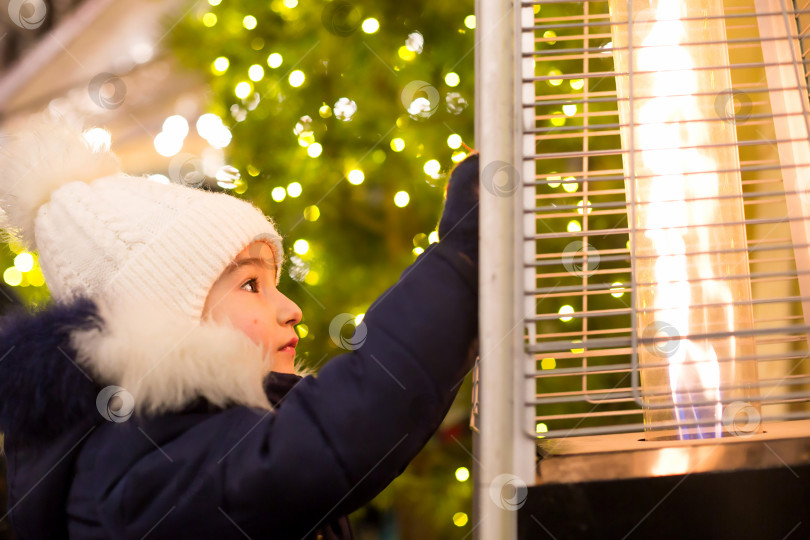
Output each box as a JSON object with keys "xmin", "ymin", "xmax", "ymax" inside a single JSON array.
[{"xmin": 474, "ymin": 0, "xmax": 532, "ymax": 538}]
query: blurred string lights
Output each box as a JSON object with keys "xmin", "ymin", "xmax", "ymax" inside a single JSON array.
[
  {"xmin": 176, "ymin": 1, "xmax": 479, "ymax": 283},
  {"xmin": 2, "ymin": 241, "xmax": 45, "ymax": 288}
]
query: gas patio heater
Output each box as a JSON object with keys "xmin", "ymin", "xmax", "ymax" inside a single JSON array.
[{"xmin": 474, "ymin": 0, "xmax": 810, "ymax": 538}]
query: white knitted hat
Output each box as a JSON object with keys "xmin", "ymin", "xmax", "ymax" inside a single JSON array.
[{"xmin": 0, "ymin": 112, "xmax": 285, "ymax": 324}]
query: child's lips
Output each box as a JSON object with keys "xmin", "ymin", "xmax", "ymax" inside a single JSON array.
[{"xmin": 279, "ymin": 345, "xmax": 296, "ymax": 355}]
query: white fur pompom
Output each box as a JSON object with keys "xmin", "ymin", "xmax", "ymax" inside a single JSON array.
[{"xmin": 0, "ymin": 111, "xmax": 121, "ymax": 251}]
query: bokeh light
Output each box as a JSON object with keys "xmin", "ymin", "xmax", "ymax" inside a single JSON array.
[
  {"xmin": 362, "ymin": 18, "xmax": 379, "ymax": 33},
  {"xmin": 558, "ymin": 305, "xmax": 574, "ymax": 322},
  {"xmin": 347, "ymin": 169, "xmax": 364, "ymax": 185},
  {"xmin": 444, "ymin": 72, "xmax": 460, "ymax": 87},
  {"xmin": 289, "ymin": 70, "xmax": 305, "ymax": 87},
  {"xmin": 394, "ymin": 191, "xmax": 410, "ymax": 207},
  {"xmin": 294, "ymin": 239, "xmax": 309, "ymax": 255},
  {"xmin": 307, "ymin": 142, "xmax": 322, "ymax": 157},
  {"xmin": 287, "ymin": 182, "xmax": 302, "ymax": 197},
  {"xmin": 267, "ymin": 53, "xmax": 283, "ymax": 68}
]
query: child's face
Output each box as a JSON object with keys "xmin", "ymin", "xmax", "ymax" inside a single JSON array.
[{"xmin": 202, "ymin": 241, "xmax": 302, "ymax": 374}]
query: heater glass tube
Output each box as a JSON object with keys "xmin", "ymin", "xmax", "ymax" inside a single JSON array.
[{"xmin": 608, "ymin": 0, "xmax": 760, "ymax": 439}]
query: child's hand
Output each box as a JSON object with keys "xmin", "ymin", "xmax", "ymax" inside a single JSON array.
[{"xmin": 437, "ymin": 153, "xmax": 479, "ymax": 264}]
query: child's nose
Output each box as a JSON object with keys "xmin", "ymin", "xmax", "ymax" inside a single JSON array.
[{"xmin": 280, "ymin": 293, "xmax": 302, "ymax": 326}]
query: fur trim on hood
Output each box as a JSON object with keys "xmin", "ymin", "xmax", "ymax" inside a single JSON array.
[
  {"xmin": 0, "ymin": 294, "xmax": 311, "ymax": 445},
  {"xmin": 70, "ymin": 295, "xmax": 275, "ymax": 417}
]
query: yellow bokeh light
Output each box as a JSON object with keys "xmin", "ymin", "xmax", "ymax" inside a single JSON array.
[
  {"xmin": 447, "ymin": 134, "xmax": 462, "ymax": 149},
  {"xmin": 213, "ymin": 56, "xmax": 229, "ymax": 73},
  {"xmin": 243, "ymin": 15, "xmax": 257, "ymax": 30},
  {"xmin": 319, "ymin": 104, "xmax": 332, "ymax": 118},
  {"xmin": 428, "ymin": 231, "xmax": 439, "ymax": 244},
  {"xmin": 287, "ymin": 182, "xmax": 302, "ymax": 197},
  {"xmin": 362, "ymin": 18, "xmax": 379, "ymax": 33},
  {"xmin": 413, "ymin": 247, "xmax": 424, "ymax": 256},
  {"xmin": 453, "ymin": 512, "xmax": 469, "ymax": 527},
  {"xmin": 550, "ymin": 114, "xmax": 566, "ymax": 127},
  {"xmin": 610, "ymin": 282, "xmax": 625, "ymax": 298},
  {"xmin": 445, "ymin": 72, "xmax": 460, "ymax": 87},
  {"xmin": 307, "ymin": 142, "xmax": 323, "ymax": 157},
  {"xmin": 570, "ymin": 78, "xmax": 585, "ymax": 90},
  {"xmin": 304, "ymin": 270, "xmax": 319, "ymax": 285},
  {"xmin": 548, "ymin": 68, "xmax": 563, "ymax": 86},
  {"xmin": 267, "ymin": 53, "xmax": 283, "ymax": 68},
  {"xmin": 423, "ymin": 159, "xmax": 441, "ymax": 176},
  {"xmin": 536, "ymin": 423, "xmax": 549, "ymax": 438},
  {"xmin": 398, "ymin": 46, "xmax": 416, "ymax": 61},
  {"xmin": 293, "ymin": 239, "xmax": 309, "ymax": 255},
  {"xmin": 567, "ymin": 220, "xmax": 582, "ymax": 233},
  {"xmin": 563, "ymin": 178, "xmax": 578, "ymax": 192},
  {"xmin": 347, "ymin": 169, "xmax": 364, "ymax": 185},
  {"xmin": 3, "ymin": 267, "xmax": 21, "ymax": 286},
  {"xmin": 14, "ymin": 252, "xmax": 34, "ymax": 273},
  {"xmin": 563, "ymin": 104, "xmax": 577, "ymax": 116},
  {"xmin": 455, "ymin": 467, "xmax": 470, "ymax": 482},
  {"xmin": 547, "ymin": 175, "xmax": 561, "ymax": 188},
  {"xmin": 394, "ymin": 191, "xmax": 410, "ymax": 207},
  {"xmin": 202, "ymin": 13, "xmax": 217, "ymax": 27},
  {"xmin": 28, "ymin": 267, "xmax": 44, "ymax": 287},
  {"xmin": 390, "ymin": 138, "xmax": 405, "ymax": 152},
  {"xmin": 464, "ymin": 15, "xmax": 475, "ymax": 29},
  {"xmin": 558, "ymin": 305, "xmax": 574, "ymax": 322},
  {"xmin": 235, "ymin": 82, "xmax": 252, "ymax": 99},
  {"xmin": 303, "ymin": 205, "xmax": 320, "ymax": 221},
  {"xmin": 543, "ymin": 30, "xmax": 557, "ymax": 44},
  {"xmin": 451, "ymin": 151, "xmax": 467, "ymax": 163},
  {"xmin": 208, "ymin": 0, "xmax": 221, "ymax": 5},
  {"xmin": 283, "ymin": 0, "xmax": 298, "ymax": 7},
  {"xmin": 577, "ymin": 200, "xmax": 592, "ymax": 214},
  {"xmin": 289, "ymin": 70, "xmax": 305, "ymax": 87},
  {"xmin": 295, "ymin": 323, "xmax": 309, "ymax": 338},
  {"xmin": 272, "ymin": 186, "xmax": 286, "ymax": 202},
  {"xmin": 541, "ymin": 357, "xmax": 556, "ymax": 370},
  {"xmin": 248, "ymin": 64, "xmax": 264, "ymax": 81},
  {"xmin": 570, "ymin": 341, "xmax": 584, "ymax": 354}
]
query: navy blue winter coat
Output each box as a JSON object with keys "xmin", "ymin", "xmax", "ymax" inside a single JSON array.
[{"xmin": 0, "ymin": 239, "xmax": 478, "ymax": 539}]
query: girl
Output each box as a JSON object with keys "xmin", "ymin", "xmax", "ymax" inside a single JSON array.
[{"xmin": 0, "ymin": 112, "xmax": 479, "ymax": 539}]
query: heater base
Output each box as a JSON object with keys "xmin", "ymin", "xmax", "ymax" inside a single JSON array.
[
  {"xmin": 522, "ymin": 420, "xmax": 810, "ymax": 539},
  {"xmin": 519, "ymin": 462, "xmax": 810, "ymax": 540}
]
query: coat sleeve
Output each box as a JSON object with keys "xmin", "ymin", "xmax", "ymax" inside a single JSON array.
[{"xmin": 97, "ymin": 240, "xmax": 479, "ymax": 539}]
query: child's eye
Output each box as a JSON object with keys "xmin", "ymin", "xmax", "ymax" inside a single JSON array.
[{"xmin": 240, "ymin": 277, "xmax": 259, "ymax": 293}]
